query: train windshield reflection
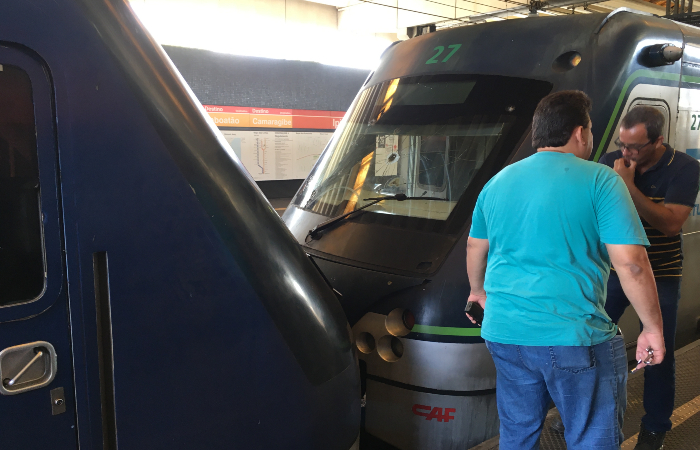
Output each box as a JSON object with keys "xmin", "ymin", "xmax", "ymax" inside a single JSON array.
[{"xmin": 294, "ymin": 74, "xmax": 544, "ymax": 223}]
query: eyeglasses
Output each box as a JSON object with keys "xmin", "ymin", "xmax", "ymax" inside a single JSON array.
[{"xmin": 614, "ymin": 138, "xmax": 652, "ymax": 152}]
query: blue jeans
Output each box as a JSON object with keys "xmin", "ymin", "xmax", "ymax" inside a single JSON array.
[
  {"xmin": 605, "ymin": 274, "xmax": 681, "ymax": 433},
  {"xmin": 485, "ymin": 336, "xmax": 628, "ymax": 450}
]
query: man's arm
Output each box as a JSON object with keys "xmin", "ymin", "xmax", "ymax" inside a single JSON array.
[
  {"xmin": 465, "ymin": 237, "xmax": 489, "ymax": 323},
  {"xmin": 614, "ymin": 159, "xmax": 692, "ymax": 236},
  {"xmin": 606, "ymin": 243, "xmax": 665, "ymax": 369}
]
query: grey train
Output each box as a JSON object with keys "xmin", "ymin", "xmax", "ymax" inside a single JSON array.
[{"xmin": 282, "ymin": 9, "xmax": 700, "ymax": 450}]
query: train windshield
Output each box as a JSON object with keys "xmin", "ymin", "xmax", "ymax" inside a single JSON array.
[
  {"xmin": 294, "ymin": 74, "xmax": 550, "ymax": 224},
  {"xmin": 292, "ymin": 74, "xmax": 551, "ymax": 274}
]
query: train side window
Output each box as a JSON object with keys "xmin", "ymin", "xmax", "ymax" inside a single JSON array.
[
  {"xmin": 0, "ymin": 64, "xmax": 45, "ymax": 305},
  {"xmin": 626, "ymin": 98, "xmax": 671, "ymax": 141}
]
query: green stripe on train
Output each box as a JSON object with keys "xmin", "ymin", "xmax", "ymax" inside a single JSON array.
[{"xmin": 412, "ymin": 324, "xmax": 482, "ymax": 337}]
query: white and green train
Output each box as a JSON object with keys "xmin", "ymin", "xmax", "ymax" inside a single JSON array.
[{"xmin": 283, "ymin": 9, "xmax": 700, "ymax": 449}]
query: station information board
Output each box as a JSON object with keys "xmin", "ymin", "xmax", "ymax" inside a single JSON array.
[
  {"xmin": 220, "ymin": 130, "xmax": 334, "ymax": 181},
  {"xmin": 204, "ymin": 105, "xmax": 344, "ymax": 181}
]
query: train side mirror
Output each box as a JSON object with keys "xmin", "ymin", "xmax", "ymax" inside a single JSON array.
[{"xmin": 641, "ymin": 43, "xmax": 683, "ymax": 67}]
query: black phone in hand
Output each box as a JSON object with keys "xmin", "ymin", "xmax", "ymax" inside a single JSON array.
[{"xmin": 465, "ymin": 301, "xmax": 484, "ymax": 326}]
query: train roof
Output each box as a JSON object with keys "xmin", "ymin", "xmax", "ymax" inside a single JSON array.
[{"xmin": 370, "ymin": 9, "xmax": 699, "ymax": 88}]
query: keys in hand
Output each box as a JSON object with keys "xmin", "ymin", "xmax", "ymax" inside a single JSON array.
[{"xmin": 630, "ymin": 346, "xmax": 654, "ymax": 374}]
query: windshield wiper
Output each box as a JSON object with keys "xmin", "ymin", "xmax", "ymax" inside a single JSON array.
[{"xmin": 306, "ymin": 193, "xmax": 446, "ymax": 241}]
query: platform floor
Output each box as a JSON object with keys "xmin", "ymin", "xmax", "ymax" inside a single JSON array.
[{"xmin": 361, "ymin": 339, "xmax": 700, "ymax": 450}]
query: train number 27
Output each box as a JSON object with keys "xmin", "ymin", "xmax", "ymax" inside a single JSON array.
[
  {"xmin": 426, "ymin": 44, "xmax": 462, "ymax": 64},
  {"xmin": 691, "ymin": 114, "xmax": 700, "ymax": 130}
]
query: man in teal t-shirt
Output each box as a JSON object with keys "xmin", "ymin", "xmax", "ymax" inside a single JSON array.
[{"xmin": 466, "ymin": 91, "xmax": 665, "ymax": 449}]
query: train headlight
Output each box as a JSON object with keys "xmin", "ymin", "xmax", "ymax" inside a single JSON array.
[
  {"xmin": 385, "ymin": 308, "xmax": 415, "ymax": 337},
  {"xmin": 377, "ymin": 335, "xmax": 404, "ymax": 362},
  {"xmin": 570, "ymin": 53, "xmax": 582, "ymax": 67},
  {"xmin": 552, "ymin": 51, "xmax": 582, "ymax": 72},
  {"xmin": 356, "ymin": 332, "xmax": 376, "ymax": 354}
]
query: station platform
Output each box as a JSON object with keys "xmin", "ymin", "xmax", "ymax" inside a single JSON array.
[{"xmin": 361, "ymin": 339, "xmax": 700, "ymax": 450}]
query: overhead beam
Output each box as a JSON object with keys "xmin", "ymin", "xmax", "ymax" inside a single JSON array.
[{"xmin": 436, "ymin": 0, "xmax": 609, "ymax": 25}]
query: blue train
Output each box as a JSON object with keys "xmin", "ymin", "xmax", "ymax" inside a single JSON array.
[
  {"xmin": 283, "ymin": 9, "xmax": 700, "ymax": 449},
  {"xmin": 0, "ymin": 1, "xmax": 359, "ymax": 449}
]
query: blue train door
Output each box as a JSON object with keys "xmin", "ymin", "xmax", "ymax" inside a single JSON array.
[{"xmin": 0, "ymin": 46, "xmax": 78, "ymax": 448}]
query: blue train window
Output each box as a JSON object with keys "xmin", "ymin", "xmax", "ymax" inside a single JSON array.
[{"xmin": 0, "ymin": 64, "xmax": 44, "ymax": 305}]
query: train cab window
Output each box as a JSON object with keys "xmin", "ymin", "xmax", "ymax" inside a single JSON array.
[
  {"xmin": 602, "ymin": 98, "xmax": 672, "ymax": 158},
  {"xmin": 627, "ymin": 99, "xmax": 671, "ymax": 140},
  {"xmin": 0, "ymin": 64, "xmax": 45, "ymax": 305},
  {"xmin": 294, "ymin": 74, "xmax": 552, "ymax": 225}
]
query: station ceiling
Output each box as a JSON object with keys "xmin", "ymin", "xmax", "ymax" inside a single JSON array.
[{"xmin": 311, "ymin": 0, "xmax": 665, "ymax": 29}]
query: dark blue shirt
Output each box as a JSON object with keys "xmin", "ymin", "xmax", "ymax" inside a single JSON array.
[{"xmin": 599, "ymin": 145, "xmax": 700, "ymax": 277}]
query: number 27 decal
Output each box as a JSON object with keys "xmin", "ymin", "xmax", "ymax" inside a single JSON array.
[{"xmin": 426, "ymin": 44, "xmax": 462, "ymax": 64}]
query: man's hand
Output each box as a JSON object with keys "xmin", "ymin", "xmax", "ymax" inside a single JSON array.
[
  {"xmin": 465, "ymin": 291, "xmax": 487, "ymax": 325},
  {"xmin": 466, "ymin": 236, "xmax": 489, "ymax": 325},
  {"xmin": 614, "ymin": 157, "xmax": 636, "ymax": 186},
  {"xmin": 634, "ymin": 329, "xmax": 666, "ymax": 372}
]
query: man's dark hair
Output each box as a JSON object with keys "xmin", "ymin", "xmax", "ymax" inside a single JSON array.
[
  {"xmin": 532, "ymin": 91, "xmax": 592, "ymax": 149},
  {"xmin": 620, "ymin": 106, "xmax": 665, "ymax": 142}
]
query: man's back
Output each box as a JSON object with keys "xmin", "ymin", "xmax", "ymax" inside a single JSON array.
[{"xmin": 470, "ymin": 151, "xmax": 648, "ymax": 346}]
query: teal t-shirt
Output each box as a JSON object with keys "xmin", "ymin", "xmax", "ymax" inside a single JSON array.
[{"xmin": 469, "ymin": 152, "xmax": 649, "ymax": 346}]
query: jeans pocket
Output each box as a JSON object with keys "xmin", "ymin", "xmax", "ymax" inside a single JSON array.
[
  {"xmin": 610, "ymin": 336, "xmax": 628, "ymax": 376},
  {"xmin": 549, "ymin": 345, "xmax": 596, "ymax": 373}
]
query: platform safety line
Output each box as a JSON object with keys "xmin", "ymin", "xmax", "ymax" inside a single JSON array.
[{"xmin": 620, "ymin": 394, "xmax": 700, "ymax": 449}]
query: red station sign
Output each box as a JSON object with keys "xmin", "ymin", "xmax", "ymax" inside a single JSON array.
[{"xmin": 204, "ymin": 105, "xmax": 345, "ymax": 130}]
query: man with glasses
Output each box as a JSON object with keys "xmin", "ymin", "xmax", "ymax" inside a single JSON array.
[{"xmin": 600, "ymin": 106, "xmax": 700, "ymax": 450}]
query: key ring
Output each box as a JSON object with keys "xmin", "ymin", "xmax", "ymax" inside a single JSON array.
[{"xmin": 631, "ymin": 347, "xmax": 654, "ymax": 374}]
